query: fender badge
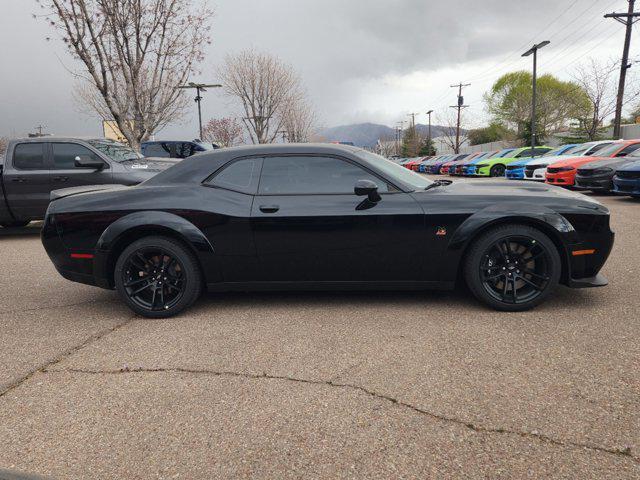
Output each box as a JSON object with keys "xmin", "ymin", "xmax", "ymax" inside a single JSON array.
[
  {"xmin": 436, "ymin": 227, "xmax": 447, "ymax": 236},
  {"xmin": 131, "ymin": 164, "xmax": 148, "ymax": 169}
]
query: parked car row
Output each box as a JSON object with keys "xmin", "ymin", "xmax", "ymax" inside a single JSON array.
[{"xmin": 394, "ymin": 139, "xmax": 640, "ymax": 198}]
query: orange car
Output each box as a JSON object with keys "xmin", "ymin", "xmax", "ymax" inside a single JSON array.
[{"xmin": 545, "ymin": 140, "xmax": 640, "ymax": 187}]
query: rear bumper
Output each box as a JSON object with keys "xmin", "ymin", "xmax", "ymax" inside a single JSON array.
[{"xmin": 613, "ymin": 177, "xmax": 640, "ymax": 196}]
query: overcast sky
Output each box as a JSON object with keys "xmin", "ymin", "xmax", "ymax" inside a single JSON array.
[{"xmin": 0, "ymin": 0, "xmax": 633, "ymax": 138}]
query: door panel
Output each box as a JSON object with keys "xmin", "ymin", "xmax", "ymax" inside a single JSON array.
[
  {"xmin": 3, "ymin": 142, "xmax": 50, "ymax": 219},
  {"xmin": 251, "ymin": 193, "xmax": 425, "ymax": 282},
  {"xmin": 50, "ymin": 142, "xmax": 113, "ymax": 191}
]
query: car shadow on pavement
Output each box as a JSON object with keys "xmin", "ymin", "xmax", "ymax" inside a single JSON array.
[{"xmin": 0, "ymin": 223, "xmax": 42, "ymax": 238}]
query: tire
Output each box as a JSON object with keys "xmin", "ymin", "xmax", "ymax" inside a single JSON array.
[
  {"xmin": 463, "ymin": 224, "xmax": 561, "ymax": 312},
  {"xmin": 114, "ymin": 236, "xmax": 202, "ymax": 318},
  {"xmin": 1, "ymin": 220, "xmax": 30, "ymax": 228},
  {"xmin": 490, "ymin": 164, "xmax": 506, "ymax": 177}
]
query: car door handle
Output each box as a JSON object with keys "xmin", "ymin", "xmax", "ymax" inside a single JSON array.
[
  {"xmin": 11, "ymin": 177, "xmax": 27, "ymax": 183},
  {"xmin": 53, "ymin": 176, "xmax": 69, "ymax": 182},
  {"xmin": 259, "ymin": 205, "xmax": 280, "ymax": 213}
]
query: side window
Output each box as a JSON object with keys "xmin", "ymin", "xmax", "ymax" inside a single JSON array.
[
  {"xmin": 13, "ymin": 143, "xmax": 46, "ymax": 170},
  {"xmin": 617, "ymin": 144, "xmax": 640, "ymax": 156},
  {"xmin": 258, "ymin": 156, "xmax": 389, "ymax": 195},
  {"xmin": 206, "ymin": 157, "xmax": 262, "ymax": 194},
  {"xmin": 532, "ymin": 148, "xmax": 550, "ymax": 156},
  {"xmin": 143, "ymin": 143, "xmax": 171, "ymax": 158},
  {"xmin": 52, "ymin": 143, "xmax": 102, "ymax": 169}
]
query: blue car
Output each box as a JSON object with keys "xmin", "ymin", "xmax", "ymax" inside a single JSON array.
[
  {"xmin": 465, "ymin": 148, "xmax": 516, "ymax": 176},
  {"xmin": 505, "ymin": 144, "xmax": 578, "ymax": 180},
  {"xmin": 612, "ymin": 160, "xmax": 640, "ymax": 197}
]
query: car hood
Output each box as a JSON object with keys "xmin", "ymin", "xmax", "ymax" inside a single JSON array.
[
  {"xmin": 578, "ymin": 158, "xmax": 636, "ymax": 171},
  {"xmin": 120, "ymin": 157, "xmax": 181, "ymax": 173},
  {"xmin": 412, "ymin": 180, "xmax": 607, "ymax": 212},
  {"xmin": 549, "ymin": 156, "xmax": 609, "ymax": 168},
  {"xmin": 526, "ymin": 154, "xmax": 575, "ymax": 166},
  {"xmin": 617, "ymin": 159, "xmax": 640, "ymax": 172}
]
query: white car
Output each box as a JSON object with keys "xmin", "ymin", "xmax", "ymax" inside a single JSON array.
[{"xmin": 522, "ymin": 140, "xmax": 615, "ymax": 181}]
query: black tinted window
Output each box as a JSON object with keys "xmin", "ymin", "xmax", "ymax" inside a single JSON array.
[
  {"xmin": 178, "ymin": 143, "xmax": 196, "ymax": 158},
  {"xmin": 258, "ymin": 156, "xmax": 388, "ymax": 195},
  {"xmin": 208, "ymin": 158, "xmax": 262, "ymax": 194},
  {"xmin": 618, "ymin": 144, "xmax": 640, "ymax": 156},
  {"xmin": 144, "ymin": 143, "xmax": 171, "ymax": 157},
  {"xmin": 13, "ymin": 143, "xmax": 46, "ymax": 169},
  {"xmin": 52, "ymin": 143, "xmax": 102, "ymax": 169}
]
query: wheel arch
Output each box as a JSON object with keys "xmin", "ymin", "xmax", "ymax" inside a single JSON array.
[
  {"xmin": 449, "ymin": 212, "xmax": 574, "ymax": 286},
  {"xmin": 94, "ymin": 211, "xmax": 214, "ymax": 287}
]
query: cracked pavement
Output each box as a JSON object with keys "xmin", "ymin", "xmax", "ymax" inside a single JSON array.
[{"xmin": 1, "ymin": 190, "xmax": 639, "ymax": 479}]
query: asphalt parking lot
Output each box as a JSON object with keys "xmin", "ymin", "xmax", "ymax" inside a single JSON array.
[{"xmin": 1, "ymin": 181, "xmax": 639, "ymax": 479}]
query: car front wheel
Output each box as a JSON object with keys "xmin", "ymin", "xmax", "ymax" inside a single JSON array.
[
  {"xmin": 490, "ymin": 164, "xmax": 506, "ymax": 177},
  {"xmin": 463, "ymin": 225, "xmax": 561, "ymax": 311},
  {"xmin": 114, "ymin": 236, "xmax": 202, "ymax": 318}
]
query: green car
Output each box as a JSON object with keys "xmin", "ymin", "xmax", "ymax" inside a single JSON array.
[{"xmin": 474, "ymin": 146, "xmax": 553, "ymax": 177}]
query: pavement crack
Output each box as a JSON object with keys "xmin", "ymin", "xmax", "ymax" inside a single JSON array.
[
  {"xmin": 45, "ymin": 366, "xmax": 638, "ymax": 464},
  {"xmin": 0, "ymin": 298, "xmax": 115, "ymax": 316},
  {"xmin": 0, "ymin": 316, "xmax": 135, "ymax": 398}
]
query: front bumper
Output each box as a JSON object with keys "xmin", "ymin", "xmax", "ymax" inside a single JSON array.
[
  {"xmin": 574, "ymin": 174, "xmax": 613, "ymax": 191},
  {"xmin": 613, "ymin": 176, "xmax": 640, "ymax": 196},
  {"xmin": 475, "ymin": 166, "xmax": 490, "ymax": 176},
  {"xmin": 505, "ymin": 167, "xmax": 525, "ymax": 180},
  {"xmin": 524, "ymin": 167, "xmax": 546, "ymax": 181},
  {"xmin": 546, "ymin": 170, "xmax": 576, "ymax": 186}
]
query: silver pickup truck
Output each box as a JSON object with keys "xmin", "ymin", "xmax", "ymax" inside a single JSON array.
[{"xmin": 0, "ymin": 137, "xmax": 178, "ymax": 227}]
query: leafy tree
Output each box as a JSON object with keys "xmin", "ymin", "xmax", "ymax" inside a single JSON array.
[
  {"xmin": 468, "ymin": 122, "xmax": 514, "ymax": 145},
  {"xmin": 485, "ymin": 71, "xmax": 590, "ymax": 140},
  {"xmin": 418, "ymin": 137, "xmax": 436, "ymax": 156},
  {"xmin": 401, "ymin": 125, "xmax": 420, "ymax": 157}
]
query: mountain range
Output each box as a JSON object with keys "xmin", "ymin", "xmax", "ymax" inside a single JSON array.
[{"xmin": 318, "ymin": 122, "xmax": 466, "ymax": 148}]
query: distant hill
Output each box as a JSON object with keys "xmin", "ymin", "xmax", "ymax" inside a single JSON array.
[{"xmin": 318, "ymin": 122, "xmax": 466, "ymax": 148}]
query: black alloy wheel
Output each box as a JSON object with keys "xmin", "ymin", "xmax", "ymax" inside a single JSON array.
[
  {"xmin": 114, "ymin": 236, "xmax": 202, "ymax": 318},
  {"xmin": 490, "ymin": 164, "xmax": 506, "ymax": 177},
  {"xmin": 464, "ymin": 225, "xmax": 561, "ymax": 311}
]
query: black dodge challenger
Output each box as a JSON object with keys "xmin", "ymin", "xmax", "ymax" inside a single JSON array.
[{"xmin": 42, "ymin": 144, "xmax": 614, "ymax": 318}]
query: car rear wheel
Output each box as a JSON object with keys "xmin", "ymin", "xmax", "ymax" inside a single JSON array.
[
  {"xmin": 490, "ymin": 164, "xmax": 506, "ymax": 177},
  {"xmin": 114, "ymin": 236, "xmax": 202, "ymax": 318},
  {"xmin": 463, "ymin": 225, "xmax": 561, "ymax": 311}
]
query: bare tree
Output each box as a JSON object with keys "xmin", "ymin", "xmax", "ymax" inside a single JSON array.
[
  {"xmin": 38, "ymin": 0, "xmax": 213, "ymax": 148},
  {"xmin": 281, "ymin": 96, "xmax": 316, "ymax": 143},
  {"xmin": 201, "ymin": 117, "xmax": 244, "ymax": 148},
  {"xmin": 220, "ymin": 50, "xmax": 301, "ymax": 144},
  {"xmin": 570, "ymin": 58, "xmax": 639, "ymax": 140},
  {"xmin": 375, "ymin": 133, "xmax": 397, "ymax": 157},
  {"xmin": 0, "ymin": 137, "xmax": 7, "ymax": 156},
  {"xmin": 436, "ymin": 109, "xmax": 466, "ymax": 153}
]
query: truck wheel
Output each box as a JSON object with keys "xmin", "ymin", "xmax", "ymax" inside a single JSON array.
[
  {"xmin": 114, "ymin": 236, "xmax": 202, "ymax": 318},
  {"xmin": 463, "ymin": 224, "xmax": 561, "ymax": 311},
  {"xmin": 1, "ymin": 220, "xmax": 30, "ymax": 228}
]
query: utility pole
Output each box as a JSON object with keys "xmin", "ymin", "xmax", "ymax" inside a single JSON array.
[
  {"xmin": 605, "ymin": 0, "xmax": 640, "ymax": 138},
  {"xmin": 34, "ymin": 125, "xmax": 46, "ymax": 137},
  {"xmin": 426, "ymin": 110, "xmax": 433, "ymax": 155},
  {"xmin": 522, "ymin": 41, "xmax": 550, "ymax": 150},
  {"xmin": 176, "ymin": 82, "xmax": 223, "ymax": 139},
  {"xmin": 277, "ymin": 130, "xmax": 288, "ymax": 143},
  {"xmin": 449, "ymin": 83, "xmax": 470, "ymax": 154}
]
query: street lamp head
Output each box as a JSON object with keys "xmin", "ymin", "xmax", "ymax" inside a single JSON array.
[
  {"xmin": 426, "ymin": 110, "xmax": 433, "ymax": 115},
  {"xmin": 522, "ymin": 40, "xmax": 550, "ymax": 57}
]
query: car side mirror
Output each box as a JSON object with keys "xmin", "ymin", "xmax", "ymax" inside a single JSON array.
[
  {"xmin": 74, "ymin": 156, "xmax": 105, "ymax": 170},
  {"xmin": 354, "ymin": 179, "xmax": 381, "ymax": 203}
]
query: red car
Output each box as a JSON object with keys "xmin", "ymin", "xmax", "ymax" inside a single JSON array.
[
  {"xmin": 546, "ymin": 140, "xmax": 640, "ymax": 187},
  {"xmin": 403, "ymin": 158, "xmax": 424, "ymax": 171},
  {"xmin": 440, "ymin": 153, "xmax": 477, "ymax": 175}
]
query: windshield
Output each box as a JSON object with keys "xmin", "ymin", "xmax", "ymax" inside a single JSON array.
[
  {"xmin": 542, "ymin": 146, "xmax": 571, "ymax": 157},
  {"xmin": 357, "ymin": 150, "xmax": 433, "ymax": 190},
  {"xmin": 496, "ymin": 148, "xmax": 515, "ymax": 158},
  {"xmin": 585, "ymin": 142, "xmax": 613, "ymax": 156},
  {"xmin": 88, "ymin": 140, "xmax": 144, "ymax": 162},
  {"xmin": 563, "ymin": 144, "xmax": 589, "ymax": 156},
  {"xmin": 590, "ymin": 142, "xmax": 623, "ymax": 158}
]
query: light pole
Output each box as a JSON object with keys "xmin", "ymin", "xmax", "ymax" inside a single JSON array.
[
  {"xmin": 426, "ymin": 110, "xmax": 433, "ymax": 155},
  {"xmin": 522, "ymin": 41, "xmax": 550, "ymax": 150},
  {"xmin": 176, "ymin": 82, "xmax": 223, "ymax": 139}
]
